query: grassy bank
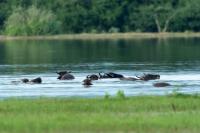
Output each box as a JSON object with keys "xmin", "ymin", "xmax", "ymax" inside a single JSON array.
[
  {"xmin": 1, "ymin": 32, "xmax": 200, "ymax": 40},
  {"xmin": 0, "ymin": 94, "xmax": 200, "ymax": 133}
]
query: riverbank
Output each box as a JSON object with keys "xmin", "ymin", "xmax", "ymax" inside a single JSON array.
[
  {"xmin": 1, "ymin": 32, "xmax": 200, "ymax": 40},
  {"xmin": 0, "ymin": 94, "xmax": 200, "ymax": 133}
]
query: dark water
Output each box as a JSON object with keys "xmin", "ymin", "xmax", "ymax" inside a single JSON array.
[{"xmin": 0, "ymin": 38, "xmax": 200, "ymax": 98}]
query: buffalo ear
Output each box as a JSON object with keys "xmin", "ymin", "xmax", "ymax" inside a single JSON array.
[{"xmin": 56, "ymin": 71, "xmax": 62, "ymax": 75}]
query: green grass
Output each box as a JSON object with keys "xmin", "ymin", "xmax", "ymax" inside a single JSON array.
[{"xmin": 0, "ymin": 94, "xmax": 200, "ymax": 133}]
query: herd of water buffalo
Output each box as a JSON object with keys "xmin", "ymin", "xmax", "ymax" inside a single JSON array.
[{"xmin": 16, "ymin": 71, "xmax": 171, "ymax": 87}]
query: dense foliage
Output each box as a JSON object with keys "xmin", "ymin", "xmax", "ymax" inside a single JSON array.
[
  {"xmin": 5, "ymin": 6, "xmax": 61, "ymax": 35},
  {"xmin": 0, "ymin": 0, "xmax": 200, "ymax": 35}
]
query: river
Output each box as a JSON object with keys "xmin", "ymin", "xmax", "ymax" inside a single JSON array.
[{"xmin": 0, "ymin": 38, "xmax": 200, "ymax": 98}]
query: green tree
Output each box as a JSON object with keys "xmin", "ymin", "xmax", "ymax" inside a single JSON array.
[
  {"xmin": 0, "ymin": 0, "xmax": 10, "ymax": 32},
  {"xmin": 5, "ymin": 6, "xmax": 61, "ymax": 35},
  {"xmin": 1, "ymin": 0, "xmax": 200, "ymax": 34},
  {"xmin": 136, "ymin": 1, "xmax": 175, "ymax": 32},
  {"xmin": 170, "ymin": 0, "xmax": 200, "ymax": 32}
]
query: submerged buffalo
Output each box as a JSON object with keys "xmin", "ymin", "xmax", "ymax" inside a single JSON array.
[
  {"xmin": 137, "ymin": 74, "xmax": 160, "ymax": 81},
  {"xmin": 99, "ymin": 72, "xmax": 124, "ymax": 79},
  {"xmin": 56, "ymin": 71, "xmax": 75, "ymax": 80},
  {"xmin": 21, "ymin": 78, "xmax": 29, "ymax": 83},
  {"xmin": 82, "ymin": 78, "xmax": 93, "ymax": 86},
  {"xmin": 153, "ymin": 82, "xmax": 171, "ymax": 87},
  {"xmin": 30, "ymin": 77, "xmax": 42, "ymax": 84},
  {"xmin": 21, "ymin": 77, "xmax": 42, "ymax": 84},
  {"xmin": 87, "ymin": 74, "xmax": 99, "ymax": 80}
]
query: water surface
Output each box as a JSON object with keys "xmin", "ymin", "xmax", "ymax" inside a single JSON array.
[{"xmin": 0, "ymin": 38, "xmax": 200, "ymax": 98}]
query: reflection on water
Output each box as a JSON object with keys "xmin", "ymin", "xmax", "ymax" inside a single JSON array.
[{"xmin": 0, "ymin": 38, "xmax": 200, "ymax": 98}]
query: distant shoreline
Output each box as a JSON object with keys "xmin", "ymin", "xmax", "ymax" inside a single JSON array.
[{"xmin": 1, "ymin": 32, "xmax": 200, "ymax": 40}]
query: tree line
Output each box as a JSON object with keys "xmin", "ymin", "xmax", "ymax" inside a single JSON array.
[{"xmin": 0, "ymin": 0, "xmax": 200, "ymax": 35}]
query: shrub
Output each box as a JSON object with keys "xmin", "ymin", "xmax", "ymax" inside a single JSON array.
[
  {"xmin": 90, "ymin": 29, "xmax": 98, "ymax": 33},
  {"xmin": 116, "ymin": 90, "xmax": 126, "ymax": 99},
  {"xmin": 108, "ymin": 27, "xmax": 120, "ymax": 33},
  {"xmin": 104, "ymin": 92, "xmax": 111, "ymax": 99},
  {"xmin": 4, "ymin": 6, "xmax": 61, "ymax": 36}
]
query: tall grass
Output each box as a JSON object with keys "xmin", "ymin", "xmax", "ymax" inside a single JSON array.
[{"xmin": 0, "ymin": 94, "xmax": 200, "ymax": 132}]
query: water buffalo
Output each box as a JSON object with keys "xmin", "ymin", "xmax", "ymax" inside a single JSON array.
[
  {"xmin": 56, "ymin": 71, "xmax": 69, "ymax": 76},
  {"xmin": 21, "ymin": 78, "xmax": 29, "ymax": 83},
  {"xmin": 137, "ymin": 74, "xmax": 160, "ymax": 81},
  {"xmin": 57, "ymin": 71, "xmax": 75, "ymax": 80},
  {"xmin": 99, "ymin": 72, "xmax": 124, "ymax": 79},
  {"xmin": 87, "ymin": 74, "xmax": 99, "ymax": 80},
  {"xmin": 30, "ymin": 77, "xmax": 42, "ymax": 84},
  {"xmin": 82, "ymin": 78, "xmax": 93, "ymax": 86},
  {"xmin": 153, "ymin": 82, "xmax": 171, "ymax": 87},
  {"xmin": 20, "ymin": 77, "xmax": 42, "ymax": 84}
]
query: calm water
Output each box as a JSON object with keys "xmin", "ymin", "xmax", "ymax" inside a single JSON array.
[{"xmin": 0, "ymin": 38, "xmax": 200, "ymax": 98}]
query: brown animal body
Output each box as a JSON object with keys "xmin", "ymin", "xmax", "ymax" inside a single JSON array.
[
  {"xmin": 99, "ymin": 72, "xmax": 124, "ymax": 79},
  {"xmin": 21, "ymin": 77, "xmax": 42, "ymax": 84},
  {"xmin": 82, "ymin": 78, "xmax": 93, "ymax": 86},
  {"xmin": 87, "ymin": 74, "xmax": 99, "ymax": 80},
  {"xmin": 21, "ymin": 78, "xmax": 29, "ymax": 83},
  {"xmin": 30, "ymin": 77, "xmax": 42, "ymax": 84},
  {"xmin": 137, "ymin": 74, "xmax": 160, "ymax": 81},
  {"xmin": 57, "ymin": 71, "xmax": 75, "ymax": 80}
]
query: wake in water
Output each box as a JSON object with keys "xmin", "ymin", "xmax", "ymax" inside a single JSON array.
[
  {"xmin": 0, "ymin": 72, "xmax": 199, "ymax": 98},
  {"xmin": 0, "ymin": 62, "xmax": 200, "ymax": 98}
]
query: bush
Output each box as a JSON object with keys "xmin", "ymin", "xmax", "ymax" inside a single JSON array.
[
  {"xmin": 90, "ymin": 29, "xmax": 98, "ymax": 33},
  {"xmin": 116, "ymin": 90, "xmax": 126, "ymax": 99},
  {"xmin": 4, "ymin": 6, "xmax": 61, "ymax": 36},
  {"xmin": 108, "ymin": 27, "xmax": 120, "ymax": 33},
  {"xmin": 104, "ymin": 92, "xmax": 111, "ymax": 99}
]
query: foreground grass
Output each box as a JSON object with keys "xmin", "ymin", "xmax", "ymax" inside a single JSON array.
[
  {"xmin": 0, "ymin": 94, "xmax": 200, "ymax": 133},
  {"xmin": 1, "ymin": 32, "xmax": 200, "ymax": 40}
]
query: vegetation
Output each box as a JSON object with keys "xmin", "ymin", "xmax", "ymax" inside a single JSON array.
[
  {"xmin": 0, "ymin": 94, "xmax": 200, "ymax": 132},
  {"xmin": 0, "ymin": 0, "xmax": 200, "ymax": 35},
  {"xmin": 4, "ymin": 6, "xmax": 61, "ymax": 35}
]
